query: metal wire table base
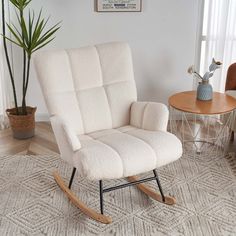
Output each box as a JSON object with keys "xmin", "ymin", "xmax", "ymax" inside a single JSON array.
[{"xmin": 169, "ymin": 106, "xmax": 235, "ymax": 157}]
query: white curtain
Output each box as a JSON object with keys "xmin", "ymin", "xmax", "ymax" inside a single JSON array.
[
  {"xmin": 0, "ymin": 46, "xmax": 10, "ymax": 130},
  {"xmin": 0, "ymin": 0, "xmax": 13, "ymax": 130},
  {"xmin": 201, "ymin": 0, "xmax": 236, "ymax": 92}
]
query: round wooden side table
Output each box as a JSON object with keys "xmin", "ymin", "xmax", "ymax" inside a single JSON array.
[{"xmin": 168, "ymin": 91, "xmax": 236, "ymax": 156}]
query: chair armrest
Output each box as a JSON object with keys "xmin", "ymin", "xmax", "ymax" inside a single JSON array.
[
  {"xmin": 130, "ymin": 102, "xmax": 169, "ymax": 131},
  {"xmin": 50, "ymin": 116, "xmax": 81, "ymax": 152}
]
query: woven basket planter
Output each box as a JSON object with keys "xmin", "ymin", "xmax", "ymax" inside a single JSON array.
[{"xmin": 6, "ymin": 107, "xmax": 37, "ymax": 139}]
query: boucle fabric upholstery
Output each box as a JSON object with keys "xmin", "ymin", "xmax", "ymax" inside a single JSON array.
[
  {"xmin": 34, "ymin": 42, "xmax": 137, "ymax": 134},
  {"xmin": 130, "ymin": 102, "xmax": 169, "ymax": 131},
  {"xmin": 35, "ymin": 42, "xmax": 182, "ymax": 180},
  {"xmin": 76, "ymin": 126, "xmax": 182, "ymax": 180}
]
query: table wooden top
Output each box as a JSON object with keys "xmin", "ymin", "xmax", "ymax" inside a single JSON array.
[{"xmin": 168, "ymin": 91, "xmax": 236, "ymax": 114}]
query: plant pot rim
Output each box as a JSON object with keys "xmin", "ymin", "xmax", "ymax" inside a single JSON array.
[{"xmin": 6, "ymin": 106, "xmax": 37, "ymax": 117}]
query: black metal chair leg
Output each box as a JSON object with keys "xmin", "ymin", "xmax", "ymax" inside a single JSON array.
[
  {"xmin": 68, "ymin": 167, "xmax": 76, "ymax": 189},
  {"xmin": 153, "ymin": 169, "xmax": 165, "ymax": 202},
  {"xmin": 230, "ymin": 130, "xmax": 234, "ymax": 141},
  {"xmin": 99, "ymin": 180, "xmax": 104, "ymax": 214}
]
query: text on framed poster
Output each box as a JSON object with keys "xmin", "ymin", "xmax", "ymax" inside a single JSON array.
[{"xmin": 96, "ymin": 0, "xmax": 142, "ymax": 12}]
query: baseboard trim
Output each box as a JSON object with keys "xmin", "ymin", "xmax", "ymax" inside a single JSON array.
[{"xmin": 36, "ymin": 113, "xmax": 50, "ymax": 122}]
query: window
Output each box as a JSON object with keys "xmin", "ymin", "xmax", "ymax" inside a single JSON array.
[{"xmin": 199, "ymin": 0, "xmax": 236, "ymax": 92}]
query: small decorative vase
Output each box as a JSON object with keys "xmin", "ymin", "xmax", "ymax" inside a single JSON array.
[{"xmin": 197, "ymin": 80, "xmax": 213, "ymax": 101}]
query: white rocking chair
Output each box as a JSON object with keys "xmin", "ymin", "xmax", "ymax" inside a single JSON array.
[{"xmin": 34, "ymin": 42, "xmax": 182, "ymax": 224}]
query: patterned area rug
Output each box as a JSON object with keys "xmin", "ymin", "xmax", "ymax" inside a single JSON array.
[{"xmin": 0, "ymin": 151, "xmax": 236, "ymax": 236}]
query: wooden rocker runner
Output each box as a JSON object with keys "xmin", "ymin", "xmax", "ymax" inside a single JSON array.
[
  {"xmin": 53, "ymin": 171, "xmax": 112, "ymax": 224},
  {"xmin": 35, "ymin": 42, "xmax": 182, "ymax": 224},
  {"xmin": 53, "ymin": 169, "xmax": 176, "ymax": 224}
]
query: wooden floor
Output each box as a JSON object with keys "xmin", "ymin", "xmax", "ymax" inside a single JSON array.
[
  {"xmin": 0, "ymin": 122, "xmax": 59, "ymax": 156},
  {"xmin": 0, "ymin": 122, "xmax": 235, "ymax": 155}
]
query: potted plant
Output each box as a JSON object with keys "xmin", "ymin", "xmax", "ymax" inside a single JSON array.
[{"xmin": 1, "ymin": 0, "xmax": 60, "ymax": 139}]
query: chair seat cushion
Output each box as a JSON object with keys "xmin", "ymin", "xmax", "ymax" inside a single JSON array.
[
  {"xmin": 224, "ymin": 91, "xmax": 236, "ymax": 132},
  {"xmin": 226, "ymin": 90, "xmax": 236, "ymax": 99},
  {"xmin": 73, "ymin": 126, "xmax": 182, "ymax": 180}
]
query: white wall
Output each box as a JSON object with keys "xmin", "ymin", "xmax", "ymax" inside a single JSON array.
[{"xmin": 11, "ymin": 0, "xmax": 201, "ymax": 120}]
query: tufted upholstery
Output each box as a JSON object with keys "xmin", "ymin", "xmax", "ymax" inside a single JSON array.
[
  {"xmin": 34, "ymin": 42, "xmax": 137, "ymax": 134},
  {"xmin": 76, "ymin": 126, "xmax": 182, "ymax": 180},
  {"xmin": 34, "ymin": 42, "xmax": 182, "ymax": 180}
]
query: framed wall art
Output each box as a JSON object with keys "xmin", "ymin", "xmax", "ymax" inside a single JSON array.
[{"xmin": 96, "ymin": 0, "xmax": 142, "ymax": 12}]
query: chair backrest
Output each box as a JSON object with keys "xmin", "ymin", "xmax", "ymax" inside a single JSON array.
[
  {"xmin": 34, "ymin": 42, "xmax": 137, "ymax": 134},
  {"xmin": 225, "ymin": 63, "xmax": 236, "ymax": 91}
]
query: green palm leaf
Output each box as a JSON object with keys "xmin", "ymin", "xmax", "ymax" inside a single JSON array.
[
  {"xmin": 10, "ymin": 0, "xmax": 32, "ymax": 10},
  {"xmin": 2, "ymin": 0, "xmax": 60, "ymax": 115},
  {"xmin": 5, "ymin": 9, "xmax": 61, "ymax": 56},
  {"xmin": 6, "ymin": 23, "xmax": 24, "ymax": 46}
]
